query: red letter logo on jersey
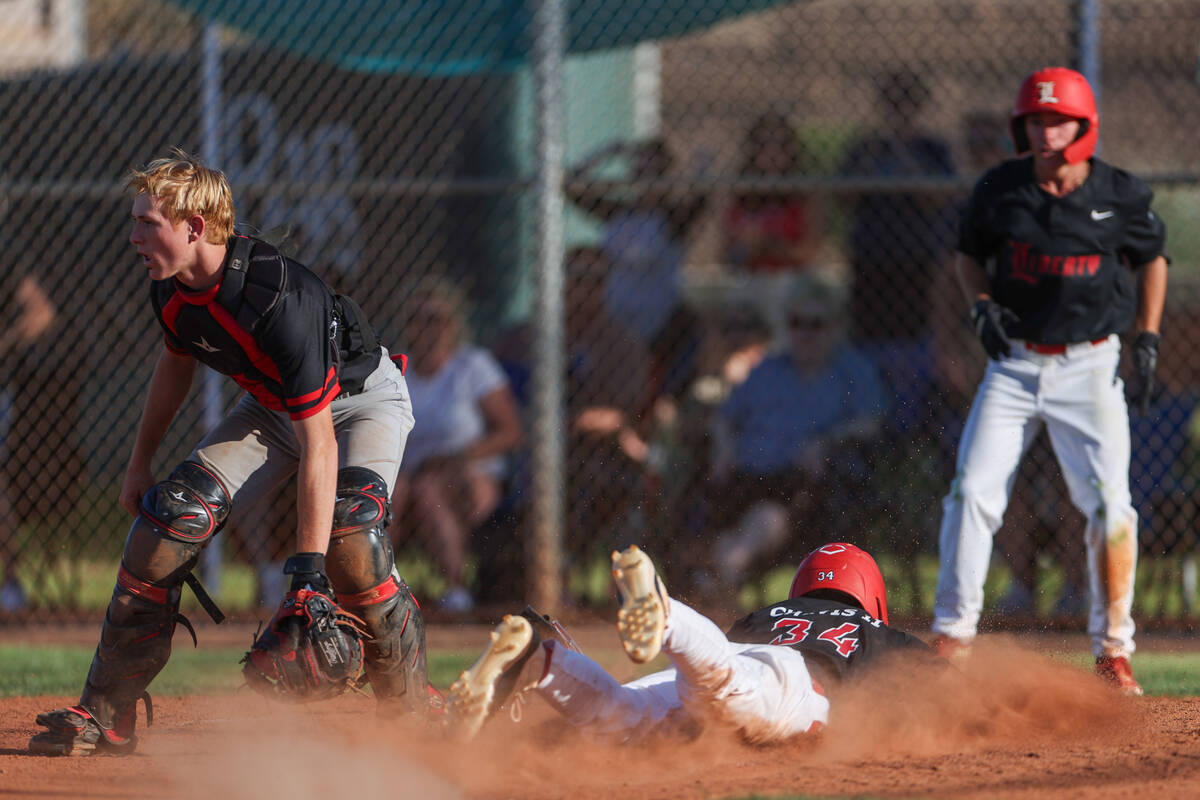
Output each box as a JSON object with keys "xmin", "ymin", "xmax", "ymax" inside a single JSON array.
[{"xmin": 770, "ymin": 617, "xmax": 813, "ymax": 647}]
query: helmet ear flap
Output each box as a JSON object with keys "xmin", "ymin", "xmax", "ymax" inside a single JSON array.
[{"xmin": 1010, "ymin": 117, "xmax": 1030, "ymax": 156}]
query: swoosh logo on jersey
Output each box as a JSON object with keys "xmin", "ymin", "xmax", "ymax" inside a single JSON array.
[
  {"xmin": 194, "ymin": 337, "xmax": 220, "ymax": 352},
  {"xmin": 1090, "ymin": 209, "xmax": 1115, "ymax": 221}
]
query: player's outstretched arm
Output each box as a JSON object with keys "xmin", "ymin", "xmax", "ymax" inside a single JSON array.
[
  {"xmin": 1133, "ymin": 255, "xmax": 1168, "ymax": 415},
  {"xmin": 120, "ymin": 347, "xmax": 196, "ymax": 514},
  {"xmin": 1136, "ymin": 255, "xmax": 1168, "ymax": 335},
  {"xmin": 291, "ymin": 405, "xmax": 338, "ymax": 556},
  {"xmin": 953, "ymin": 252, "xmax": 992, "ymax": 306}
]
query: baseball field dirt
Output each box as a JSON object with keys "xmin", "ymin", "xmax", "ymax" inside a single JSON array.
[{"xmin": 2, "ymin": 626, "xmax": 1198, "ymax": 799}]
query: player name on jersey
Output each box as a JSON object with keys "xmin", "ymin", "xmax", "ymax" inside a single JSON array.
[{"xmin": 1009, "ymin": 242, "xmax": 1100, "ymax": 284}]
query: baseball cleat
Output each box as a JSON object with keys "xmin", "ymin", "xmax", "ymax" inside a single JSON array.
[
  {"xmin": 612, "ymin": 545, "xmax": 670, "ymax": 664},
  {"xmin": 930, "ymin": 634, "xmax": 973, "ymax": 669},
  {"xmin": 1095, "ymin": 655, "xmax": 1143, "ymax": 696},
  {"xmin": 446, "ymin": 614, "xmax": 540, "ymax": 741},
  {"xmin": 29, "ymin": 707, "xmax": 132, "ymax": 757}
]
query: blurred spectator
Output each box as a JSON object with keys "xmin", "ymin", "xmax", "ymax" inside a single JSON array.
[
  {"xmin": 391, "ymin": 279, "xmax": 522, "ymax": 614},
  {"xmin": 723, "ymin": 112, "xmax": 828, "ymax": 344},
  {"xmin": 962, "ymin": 110, "xmax": 1013, "ymax": 176},
  {"xmin": 222, "ymin": 483, "xmax": 297, "ymax": 609},
  {"xmin": 563, "ymin": 246, "xmax": 654, "ymax": 565},
  {"xmin": 723, "ymin": 112, "xmax": 824, "ymax": 275},
  {"xmin": 708, "ymin": 277, "xmax": 887, "ymax": 592},
  {"xmin": 486, "ymin": 247, "xmax": 654, "ymax": 599},
  {"xmin": 840, "ymin": 70, "xmax": 957, "ymax": 435},
  {"xmin": 0, "ymin": 274, "xmax": 58, "ymax": 612},
  {"xmin": 567, "ymin": 137, "xmax": 708, "ymax": 406},
  {"xmin": 651, "ymin": 305, "xmax": 776, "ymax": 597}
]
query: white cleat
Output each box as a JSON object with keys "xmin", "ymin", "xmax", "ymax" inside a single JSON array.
[
  {"xmin": 446, "ymin": 614, "xmax": 535, "ymax": 742},
  {"xmin": 612, "ymin": 545, "xmax": 670, "ymax": 664}
]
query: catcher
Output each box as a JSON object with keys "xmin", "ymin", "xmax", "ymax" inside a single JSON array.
[
  {"xmin": 447, "ymin": 543, "xmax": 934, "ymax": 744},
  {"xmin": 30, "ymin": 150, "xmax": 429, "ymax": 756}
]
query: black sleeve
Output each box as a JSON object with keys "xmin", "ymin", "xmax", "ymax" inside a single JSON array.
[
  {"xmin": 1117, "ymin": 176, "xmax": 1167, "ymax": 268},
  {"xmin": 956, "ymin": 174, "xmax": 993, "ymax": 262},
  {"xmin": 255, "ymin": 288, "xmax": 339, "ymax": 420}
]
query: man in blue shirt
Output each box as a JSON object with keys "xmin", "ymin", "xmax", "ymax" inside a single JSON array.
[{"xmin": 710, "ymin": 281, "xmax": 887, "ymax": 587}]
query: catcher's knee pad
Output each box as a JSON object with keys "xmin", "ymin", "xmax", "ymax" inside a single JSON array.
[
  {"xmin": 325, "ymin": 467, "xmax": 428, "ymax": 710},
  {"xmin": 124, "ymin": 461, "xmax": 232, "ymax": 585}
]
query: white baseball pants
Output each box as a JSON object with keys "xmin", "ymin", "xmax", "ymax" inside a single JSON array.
[
  {"xmin": 533, "ymin": 600, "xmax": 829, "ymax": 743},
  {"xmin": 932, "ymin": 335, "xmax": 1139, "ymax": 658}
]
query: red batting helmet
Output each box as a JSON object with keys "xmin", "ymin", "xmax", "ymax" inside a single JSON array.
[
  {"xmin": 789, "ymin": 543, "xmax": 888, "ymax": 624},
  {"xmin": 1010, "ymin": 67, "xmax": 1099, "ymax": 164}
]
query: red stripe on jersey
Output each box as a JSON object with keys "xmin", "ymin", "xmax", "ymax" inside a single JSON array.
[
  {"xmin": 161, "ymin": 293, "xmax": 186, "ymax": 336},
  {"xmin": 238, "ymin": 380, "xmax": 286, "ymax": 412},
  {"xmin": 207, "ymin": 302, "xmax": 283, "ymax": 384},
  {"xmin": 290, "ymin": 366, "xmax": 337, "ymax": 405},
  {"xmin": 160, "ymin": 293, "xmax": 190, "ymax": 354},
  {"xmin": 288, "ymin": 377, "xmax": 340, "ymax": 420}
]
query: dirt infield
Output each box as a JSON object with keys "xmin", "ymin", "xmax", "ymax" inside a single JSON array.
[{"xmin": 3, "ymin": 631, "xmax": 1200, "ymax": 799}]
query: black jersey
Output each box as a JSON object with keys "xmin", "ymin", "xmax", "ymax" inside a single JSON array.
[
  {"xmin": 958, "ymin": 157, "xmax": 1166, "ymax": 344},
  {"xmin": 149, "ymin": 236, "xmax": 381, "ymax": 420},
  {"xmin": 725, "ymin": 597, "xmax": 932, "ymax": 684}
]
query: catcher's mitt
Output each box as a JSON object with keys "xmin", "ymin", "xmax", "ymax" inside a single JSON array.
[{"xmin": 242, "ymin": 588, "xmax": 368, "ymax": 702}]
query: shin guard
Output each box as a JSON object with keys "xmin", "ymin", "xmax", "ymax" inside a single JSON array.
[{"xmin": 326, "ymin": 467, "xmax": 430, "ymax": 712}]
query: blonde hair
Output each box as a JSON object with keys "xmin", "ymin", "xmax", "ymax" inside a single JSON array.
[{"xmin": 126, "ymin": 148, "xmax": 234, "ymax": 243}]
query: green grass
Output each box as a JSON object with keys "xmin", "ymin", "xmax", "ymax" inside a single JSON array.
[
  {"xmin": 0, "ymin": 644, "xmax": 478, "ymax": 697},
  {"xmin": 6, "ymin": 551, "xmax": 1200, "ymax": 621},
  {"xmin": 1049, "ymin": 651, "xmax": 1200, "ymax": 696},
  {"xmin": 5, "ymin": 642, "xmax": 1199, "ymax": 698}
]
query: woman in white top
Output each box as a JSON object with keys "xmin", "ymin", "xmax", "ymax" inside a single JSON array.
[{"xmin": 393, "ymin": 279, "xmax": 522, "ymax": 613}]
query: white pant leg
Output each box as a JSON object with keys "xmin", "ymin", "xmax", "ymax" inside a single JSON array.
[
  {"xmin": 1040, "ymin": 338, "xmax": 1137, "ymax": 657},
  {"xmin": 933, "ymin": 358, "xmax": 1042, "ymax": 639},
  {"xmin": 663, "ymin": 601, "xmax": 829, "ymax": 743},
  {"xmin": 534, "ymin": 645, "xmax": 681, "ymax": 741}
]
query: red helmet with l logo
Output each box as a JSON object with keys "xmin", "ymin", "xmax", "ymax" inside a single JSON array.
[
  {"xmin": 789, "ymin": 542, "xmax": 888, "ymax": 624},
  {"xmin": 1010, "ymin": 66, "xmax": 1099, "ymax": 164}
]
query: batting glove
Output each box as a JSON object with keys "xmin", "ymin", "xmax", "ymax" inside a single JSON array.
[
  {"xmin": 970, "ymin": 300, "xmax": 1018, "ymax": 360},
  {"xmin": 1132, "ymin": 331, "xmax": 1161, "ymax": 416}
]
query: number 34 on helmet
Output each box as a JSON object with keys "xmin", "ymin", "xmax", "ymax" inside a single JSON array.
[{"xmin": 789, "ymin": 542, "xmax": 889, "ymax": 625}]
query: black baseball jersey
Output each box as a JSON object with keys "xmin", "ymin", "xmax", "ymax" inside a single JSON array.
[
  {"xmin": 149, "ymin": 236, "xmax": 381, "ymax": 420},
  {"xmin": 959, "ymin": 157, "xmax": 1167, "ymax": 344},
  {"xmin": 726, "ymin": 597, "xmax": 932, "ymax": 684}
]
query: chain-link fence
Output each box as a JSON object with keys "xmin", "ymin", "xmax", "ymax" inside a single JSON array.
[{"xmin": 2, "ymin": 0, "xmax": 1200, "ymax": 622}]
